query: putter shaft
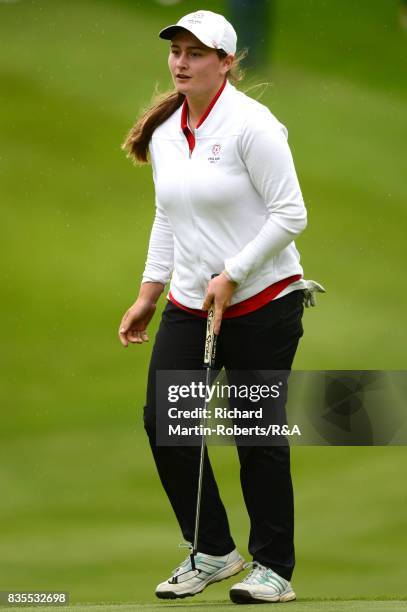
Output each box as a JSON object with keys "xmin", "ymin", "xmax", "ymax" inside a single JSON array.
[{"xmin": 192, "ymin": 301, "xmax": 217, "ymax": 560}]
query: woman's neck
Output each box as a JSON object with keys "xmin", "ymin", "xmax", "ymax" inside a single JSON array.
[{"xmin": 186, "ymin": 79, "xmax": 225, "ymax": 129}]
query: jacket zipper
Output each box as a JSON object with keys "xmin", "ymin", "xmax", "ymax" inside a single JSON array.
[{"xmin": 183, "ymin": 141, "xmax": 208, "ymax": 295}]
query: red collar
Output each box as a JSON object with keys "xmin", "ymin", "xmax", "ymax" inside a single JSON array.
[{"xmin": 181, "ymin": 79, "xmax": 227, "ymax": 154}]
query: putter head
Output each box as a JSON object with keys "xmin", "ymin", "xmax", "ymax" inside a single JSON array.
[{"xmin": 168, "ymin": 552, "xmax": 201, "ymax": 583}]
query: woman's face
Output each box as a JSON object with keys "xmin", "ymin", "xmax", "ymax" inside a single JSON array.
[{"xmin": 168, "ymin": 30, "xmax": 232, "ymax": 98}]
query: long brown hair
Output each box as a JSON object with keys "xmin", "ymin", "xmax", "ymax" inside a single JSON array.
[{"xmin": 122, "ymin": 49, "xmax": 247, "ymax": 165}]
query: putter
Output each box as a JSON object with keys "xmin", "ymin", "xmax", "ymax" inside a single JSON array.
[{"xmin": 190, "ymin": 278, "xmax": 218, "ymax": 573}]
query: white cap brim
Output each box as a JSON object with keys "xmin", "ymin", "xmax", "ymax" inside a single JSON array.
[{"xmin": 159, "ymin": 25, "xmax": 218, "ymax": 51}]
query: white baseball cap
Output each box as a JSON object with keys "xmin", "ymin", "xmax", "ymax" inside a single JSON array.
[{"xmin": 159, "ymin": 9, "xmax": 237, "ymax": 55}]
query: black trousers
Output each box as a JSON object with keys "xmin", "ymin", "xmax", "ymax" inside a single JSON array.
[{"xmin": 143, "ymin": 290, "xmax": 304, "ymax": 581}]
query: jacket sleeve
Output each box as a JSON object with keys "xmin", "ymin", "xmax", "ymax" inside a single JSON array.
[
  {"xmin": 142, "ymin": 197, "xmax": 174, "ymax": 285},
  {"xmin": 224, "ymin": 109, "xmax": 307, "ymax": 284}
]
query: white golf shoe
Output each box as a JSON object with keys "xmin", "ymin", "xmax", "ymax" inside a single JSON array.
[
  {"xmin": 155, "ymin": 548, "xmax": 245, "ymax": 599},
  {"xmin": 229, "ymin": 561, "xmax": 296, "ymax": 603}
]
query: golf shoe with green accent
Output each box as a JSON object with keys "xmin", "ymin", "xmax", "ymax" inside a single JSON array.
[
  {"xmin": 229, "ymin": 561, "xmax": 296, "ymax": 603},
  {"xmin": 155, "ymin": 548, "xmax": 245, "ymax": 599}
]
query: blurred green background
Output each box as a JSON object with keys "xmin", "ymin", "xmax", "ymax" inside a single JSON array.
[{"xmin": 1, "ymin": 0, "xmax": 406, "ymax": 607}]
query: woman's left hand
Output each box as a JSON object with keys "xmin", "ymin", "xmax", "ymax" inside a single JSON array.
[{"xmin": 202, "ymin": 272, "xmax": 237, "ymax": 335}]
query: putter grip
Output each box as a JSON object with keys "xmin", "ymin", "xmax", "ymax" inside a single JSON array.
[
  {"xmin": 204, "ymin": 304, "xmax": 217, "ymax": 366},
  {"xmin": 204, "ymin": 274, "xmax": 219, "ymax": 366}
]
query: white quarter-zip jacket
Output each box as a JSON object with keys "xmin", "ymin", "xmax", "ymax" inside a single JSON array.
[{"xmin": 142, "ymin": 80, "xmax": 307, "ymax": 310}]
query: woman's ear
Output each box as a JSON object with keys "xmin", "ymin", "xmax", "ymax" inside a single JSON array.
[{"xmin": 221, "ymin": 54, "xmax": 234, "ymax": 76}]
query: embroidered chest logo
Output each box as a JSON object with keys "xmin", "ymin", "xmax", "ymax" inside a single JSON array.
[{"xmin": 208, "ymin": 144, "xmax": 222, "ymax": 163}]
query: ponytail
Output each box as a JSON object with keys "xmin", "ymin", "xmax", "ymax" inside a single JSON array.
[{"xmin": 122, "ymin": 91, "xmax": 184, "ymax": 164}]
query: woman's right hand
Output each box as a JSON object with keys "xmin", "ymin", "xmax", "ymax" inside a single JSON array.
[{"xmin": 118, "ymin": 282, "xmax": 164, "ymax": 347}]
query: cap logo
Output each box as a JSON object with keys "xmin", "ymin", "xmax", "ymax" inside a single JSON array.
[
  {"xmin": 212, "ymin": 144, "xmax": 221, "ymax": 156},
  {"xmin": 186, "ymin": 11, "xmax": 205, "ymax": 24}
]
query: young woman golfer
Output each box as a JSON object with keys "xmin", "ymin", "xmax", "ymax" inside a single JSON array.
[{"xmin": 119, "ymin": 9, "xmax": 322, "ymax": 604}]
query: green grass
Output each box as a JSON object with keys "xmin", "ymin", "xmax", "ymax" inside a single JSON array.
[
  {"xmin": 2, "ymin": 601, "xmax": 407, "ymax": 612},
  {"xmin": 1, "ymin": 433, "xmax": 406, "ymax": 603},
  {"xmin": 1, "ymin": 0, "xmax": 406, "ymax": 607}
]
